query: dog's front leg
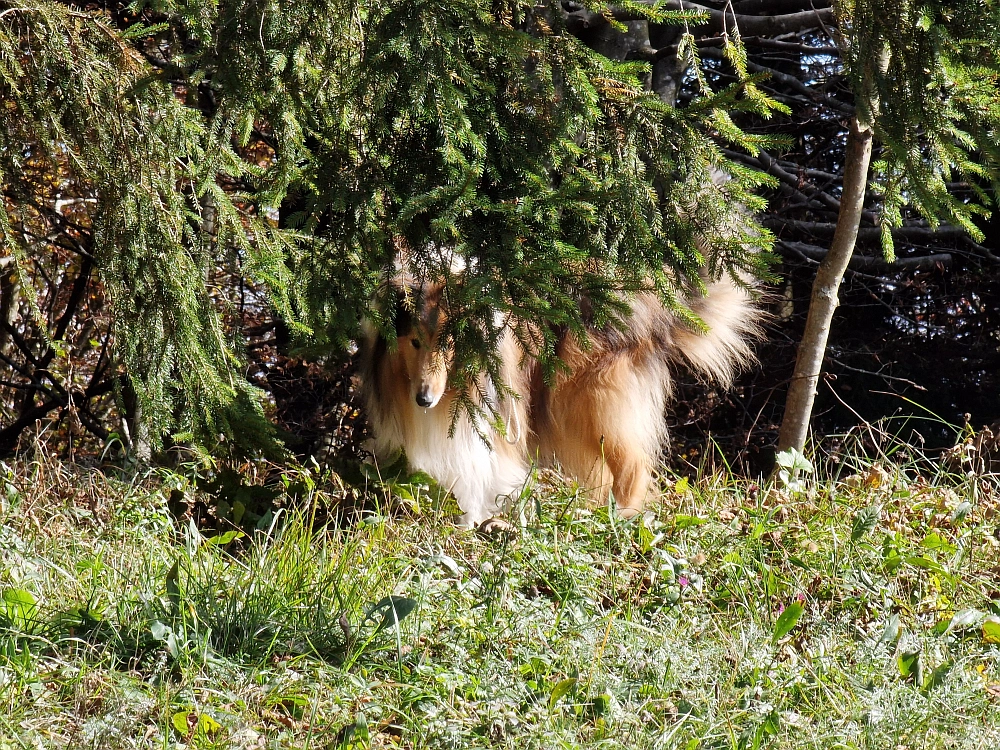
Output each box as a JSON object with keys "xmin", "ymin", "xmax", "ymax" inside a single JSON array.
[{"xmin": 454, "ymin": 483, "xmax": 504, "ymax": 528}]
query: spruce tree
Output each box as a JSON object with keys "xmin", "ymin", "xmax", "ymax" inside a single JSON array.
[
  {"xmin": 0, "ymin": 0, "xmax": 780, "ymax": 454},
  {"xmin": 4, "ymin": 0, "xmax": 997, "ymax": 458}
]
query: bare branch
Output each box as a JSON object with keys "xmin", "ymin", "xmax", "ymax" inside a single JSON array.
[
  {"xmin": 0, "ymin": 377, "xmax": 115, "ymax": 455},
  {"xmin": 741, "ymin": 36, "xmax": 839, "ymax": 55},
  {"xmin": 827, "ymin": 358, "xmax": 928, "ymax": 391},
  {"xmin": 766, "ymin": 218, "xmax": 977, "ymax": 242},
  {"xmin": 562, "ymin": 2, "xmax": 837, "ymax": 37},
  {"xmin": 733, "ymin": 0, "xmax": 832, "ymax": 14},
  {"xmin": 721, "ymin": 148, "xmax": 839, "ymax": 214},
  {"xmin": 778, "ymin": 240, "xmax": 953, "ymax": 271}
]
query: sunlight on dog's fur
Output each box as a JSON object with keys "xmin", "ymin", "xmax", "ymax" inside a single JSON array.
[{"xmin": 360, "ymin": 273, "xmax": 760, "ymax": 527}]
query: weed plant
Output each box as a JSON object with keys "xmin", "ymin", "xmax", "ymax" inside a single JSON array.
[{"xmin": 1, "ymin": 425, "xmax": 999, "ymax": 748}]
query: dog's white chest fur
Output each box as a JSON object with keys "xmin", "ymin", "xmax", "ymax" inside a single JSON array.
[{"xmin": 403, "ymin": 403, "xmax": 528, "ymax": 527}]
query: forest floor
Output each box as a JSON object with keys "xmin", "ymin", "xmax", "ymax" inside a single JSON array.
[{"xmin": 2, "ymin": 432, "xmax": 1000, "ymax": 749}]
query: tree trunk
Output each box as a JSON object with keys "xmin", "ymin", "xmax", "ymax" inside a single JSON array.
[
  {"xmin": 119, "ymin": 374, "xmax": 152, "ymax": 462},
  {"xmin": 0, "ymin": 259, "xmax": 18, "ymax": 356},
  {"xmin": 776, "ymin": 116, "xmax": 874, "ymax": 453}
]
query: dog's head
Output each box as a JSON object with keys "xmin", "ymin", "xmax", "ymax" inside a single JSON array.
[{"xmin": 393, "ymin": 282, "xmax": 452, "ymax": 409}]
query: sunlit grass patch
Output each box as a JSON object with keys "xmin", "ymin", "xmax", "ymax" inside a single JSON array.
[{"xmin": 1, "ymin": 432, "xmax": 999, "ymax": 748}]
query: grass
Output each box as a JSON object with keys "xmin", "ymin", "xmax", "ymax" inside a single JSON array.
[{"xmin": 1, "ymin": 432, "xmax": 1000, "ymax": 749}]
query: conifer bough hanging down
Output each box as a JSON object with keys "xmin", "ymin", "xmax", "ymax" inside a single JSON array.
[{"xmin": 0, "ymin": 0, "xmax": 781, "ymax": 455}]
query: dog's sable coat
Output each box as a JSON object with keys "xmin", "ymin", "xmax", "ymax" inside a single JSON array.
[{"xmin": 360, "ymin": 277, "xmax": 759, "ymax": 527}]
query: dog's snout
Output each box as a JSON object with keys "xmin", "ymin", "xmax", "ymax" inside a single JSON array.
[{"xmin": 416, "ymin": 391, "xmax": 433, "ymax": 408}]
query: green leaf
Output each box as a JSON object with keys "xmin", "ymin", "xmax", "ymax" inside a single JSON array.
[
  {"xmin": 365, "ymin": 596, "xmax": 417, "ymax": 633},
  {"xmin": 171, "ymin": 709, "xmax": 221, "ymax": 736},
  {"xmin": 0, "ymin": 588, "xmax": 38, "ymax": 629},
  {"xmin": 879, "ymin": 222, "xmax": 896, "ymax": 261},
  {"xmin": 673, "ymin": 514, "xmax": 707, "ymax": 529},
  {"xmin": 171, "ymin": 711, "xmax": 193, "ymax": 735},
  {"xmin": 762, "ymin": 710, "xmax": 780, "ymax": 737},
  {"xmin": 921, "ymin": 532, "xmax": 956, "ymax": 554},
  {"xmin": 75, "ymin": 557, "xmax": 104, "ymax": 574},
  {"xmin": 268, "ymin": 693, "xmax": 309, "ymax": 720},
  {"xmin": 405, "ymin": 470, "xmax": 436, "ymax": 487},
  {"xmin": 350, "ymin": 712, "xmax": 370, "ymax": 742},
  {"xmin": 2, "ymin": 588, "xmax": 36, "ymax": 608},
  {"xmin": 879, "ymin": 614, "xmax": 901, "ymax": 645},
  {"xmin": 851, "ymin": 505, "xmax": 881, "ymax": 543},
  {"xmin": 165, "ymin": 560, "xmax": 180, "ymax": 613},
  {"xmin": 198, "ymin": 713, "xmax": 222, "ymax": 734},
  {"xmin": 883, "ymin": 553, "xmax": 904, "ymax": 572},
  {"xmin": 922, "ymin": 660, "xmax": 953, "ymax": 694},
  {"xmin": 982, "ymin": 620, "xmax": 1000, "ymax": 643},
  {"xmin": 150, "ymin": 620, "xmax": 172, "ymax": 641},
  {"xmin": 945, "ymin": 608, "xmax": 983, "ymax": 634},
  {"xmin": 897, "ymin": 649, "xmax": 921, "ymax": 682},
  {"xmin": 772, "ymin": 601, "xmax": 804, "ymax": 642},
  {"xmin": 904, "ymin": 555, "xmax": 948, "ymax": 575},
  {"xmin": 950, "ymin": 501, "xmax": 972, "ymax": 525},
  {"xmin": 775, "ymin": 448, "xmax": 813, "ymax": 474},
  {"xmin": 425, "ymin": 554, "xmax": 461, "ymax": 576},
  {"xmin": 548, "ymin": 677, "xmax": 578, "ymax": 710},
  {"xmin": 205, "ymin": 530, "xmax": 245, "ymax": 546}
]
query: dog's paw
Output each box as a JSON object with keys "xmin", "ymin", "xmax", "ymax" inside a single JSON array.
[
  {"xmin": 476, "ymin": 516, "xmax": 514, "ymax": 536},
  {"xmin": 614, "ymin": 506, "xmax": 643, "ymax": 521}
]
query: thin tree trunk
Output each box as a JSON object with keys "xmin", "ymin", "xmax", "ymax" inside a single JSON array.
[
  {"xmin": 0, "ymin": 257, "xmax": 19, "ymax": 356},
  {"xmin": 777, "ymin": 116, "xmax": 874, "ymax": 453},
  {"xmin": 119, "ymin": 374, "xmax": 152, "ymax": 463}
]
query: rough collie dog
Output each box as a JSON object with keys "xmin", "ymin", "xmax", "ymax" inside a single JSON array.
[{"xmin": 360, "ymin": 275, "xmax": 759, "ymax": 527}]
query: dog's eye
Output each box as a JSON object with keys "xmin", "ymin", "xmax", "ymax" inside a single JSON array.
[{"xmin": 411, "ymin": 338, "xmax": 421, "ymax": 349}]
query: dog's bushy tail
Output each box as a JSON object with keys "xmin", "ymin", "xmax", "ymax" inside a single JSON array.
[{"xmin": 670, "ymin": 275, "xmax": 763, "ymax": 386}]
